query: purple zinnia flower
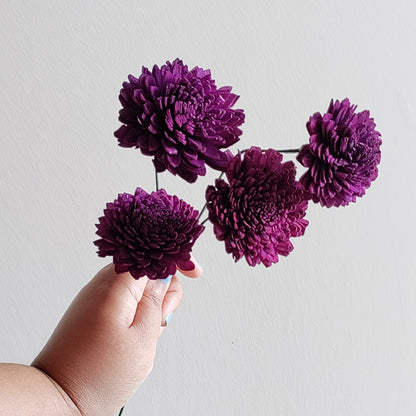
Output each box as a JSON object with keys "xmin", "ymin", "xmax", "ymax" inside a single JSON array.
[
  {"xmin": 297, "ymin": 98, "xmax": 382, "ymax": 207},
  {"xmin": 114, "ymin": 59, "xmax": 245, "ymax": 183},
  {"xmin": 94, "ymin": 187, "xmax": 204, "ymax": 279},
  {"xmin": 205, "ymin": 147, "xmax": 309, "ymax": 267}
]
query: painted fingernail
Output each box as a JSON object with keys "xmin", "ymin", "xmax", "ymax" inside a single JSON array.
[
  {"xmin": 176, "ymin": 260, "xmax": 195, "ymax": 271},
  {"xmin": 165, "ymin": 313, "xmax": 173, "ymax": 325},
  {"xmin": 161, "ymin": 275, "xmax": 172, "ymax": 284},
  {"xmin": 161, "ymin": 313, "xmax": 173, "ymax": 327}
]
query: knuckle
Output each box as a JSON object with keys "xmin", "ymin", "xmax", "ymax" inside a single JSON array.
[{"xmin": 142, "ymin": 291, "xmax": 163, "ymax": 309}]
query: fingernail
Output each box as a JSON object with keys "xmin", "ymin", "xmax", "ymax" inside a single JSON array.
[
  {"xmin": 176, "ymin": 260, "xmax": 195, "ymax": 271},
  {"xmin": 161, "ymin": 275, "xmax": 172, "ymax": 284},
  {"xmin": 161, "ymin": 313, "xmax": 173, "ymax": 327},
  {"xmin": 165, "ymin": 313, "xmax": 173, "ymax": 325}
]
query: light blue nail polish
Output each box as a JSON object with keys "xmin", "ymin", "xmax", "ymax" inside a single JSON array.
[
  {"xmin": 165, "ymin": 313, "xmax": 173, "ymax": 325},
  {"xmin": 161, "ymin": 275, "xmax": 172, "ymax": 284}
]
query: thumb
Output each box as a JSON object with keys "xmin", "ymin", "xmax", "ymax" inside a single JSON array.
[{"xmin": 131, "ymin": 276, "xmax": 172, "ymax": 332}]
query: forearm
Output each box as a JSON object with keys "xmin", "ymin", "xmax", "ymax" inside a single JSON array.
[{"xmin": 0, "ymin": 363, "xmax": 81, "ymax": 416}]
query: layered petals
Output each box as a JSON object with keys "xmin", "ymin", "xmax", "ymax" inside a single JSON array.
[
  {"xmin": 94, "ymin": 188, "xmax": 204, "ymax": 279},
  {"xmin": 114, "ymin": 59, "xmax": 245, "ymax": 183},
  {"xmin": 297, "ymin": 98, "xmax": 382, "ymax": 207},
  {"xmin": 205, "ymin": 147, "xmax": 309, "ymax": 266}
]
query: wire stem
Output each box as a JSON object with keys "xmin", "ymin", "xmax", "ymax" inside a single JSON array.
[
  {"xmin": 198, "ymin": 172, "xmax": 224, "ymax": 221},
  {"xmin": 198, "ymin": 202, "xmax": 207, "ymax": 221},
  {"xmin": 118, "ymin": 406, "xmax": 125, "ymax": 415},
  {"xmin": 276, "ymin": 148, "xmax": 301, "ymax": 153},
  {"xmin": 240, "ymin": 147, "xmax": 301, "ymax": 154},
  {"xmin": 155, "ymin": 169, "xmax": 159, "ymax": 191},
  {"xmin": 200, "ymin": 217, "xmax": 209, "ymax": 226}
]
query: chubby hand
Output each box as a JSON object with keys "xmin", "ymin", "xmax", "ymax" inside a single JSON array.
[{"xmin": 32, "ymin": 257, "xmax": 202, "ymax": 416}]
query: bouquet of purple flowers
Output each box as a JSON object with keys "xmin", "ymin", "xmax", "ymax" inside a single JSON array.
[{"xmin": 94, "ymin": 59, "xmax": 382, "ymax": 279}]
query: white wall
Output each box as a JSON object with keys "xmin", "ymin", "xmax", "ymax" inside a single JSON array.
[{"xmin": 1, "ymin": 1, "xmax": 415, "ymax": 415}]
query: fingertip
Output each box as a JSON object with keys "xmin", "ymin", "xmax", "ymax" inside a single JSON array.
[
  {"xmin": 161, "ymin": 275, "xmax": 183, "ymax": 328},
  {"xmin": 176, "ymin": 255, "xmax": 203, "ymax": 278},
  {"xmin": 130, "ymin": 276, "xmax": 173, "ymax": 329}
]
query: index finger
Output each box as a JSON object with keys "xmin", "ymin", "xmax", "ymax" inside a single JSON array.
[{"xmin": 176, "ymin": 254, "xmax": 202, "ymax": 278}]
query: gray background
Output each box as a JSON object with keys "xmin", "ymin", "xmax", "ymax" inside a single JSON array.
[{"xmin": 1, "ymin": 1, "xmax": 415, "ymax": 415}]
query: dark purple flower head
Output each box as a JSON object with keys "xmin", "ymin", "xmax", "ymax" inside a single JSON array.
[
  {"xmin": 297, "ymin": 98, "xmax": 382, "ymax": 207},
  {"xmin": 114, "ymin": 59, "xmax": 245, "ymax": 183},
  {"xmin": 205, "ymin": 147, "xmax": 309, "ymax": 267},
  {"xmin": 94, "ymin": 187, "xmax": 204, "ymax": 279}
]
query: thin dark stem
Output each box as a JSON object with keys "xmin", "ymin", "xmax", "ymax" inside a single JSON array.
[
  {"xmin": 155, "ymin": 169, "xmax": 159, "ymax": 191},
  {"xmin": 118, "ymin": 406, "xmax": 125, "ymax": 415},
  {"xmin": 198, "ymin": 202, "xmax": 207, "ymax": 221},
  {"xmin": 276, "ymin": 148, "xmax": 301, "ymax": 153},
  {"xmin": 200, "ymin": 217, "xmax": 209, "ymax": 226},
  {"xmin": 240, "ymin": 147, "xmax": 301, "ymax": 154},
  {"xmin": 198, "ymin": 172, "xmax": 225, "ymax": 221}
]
